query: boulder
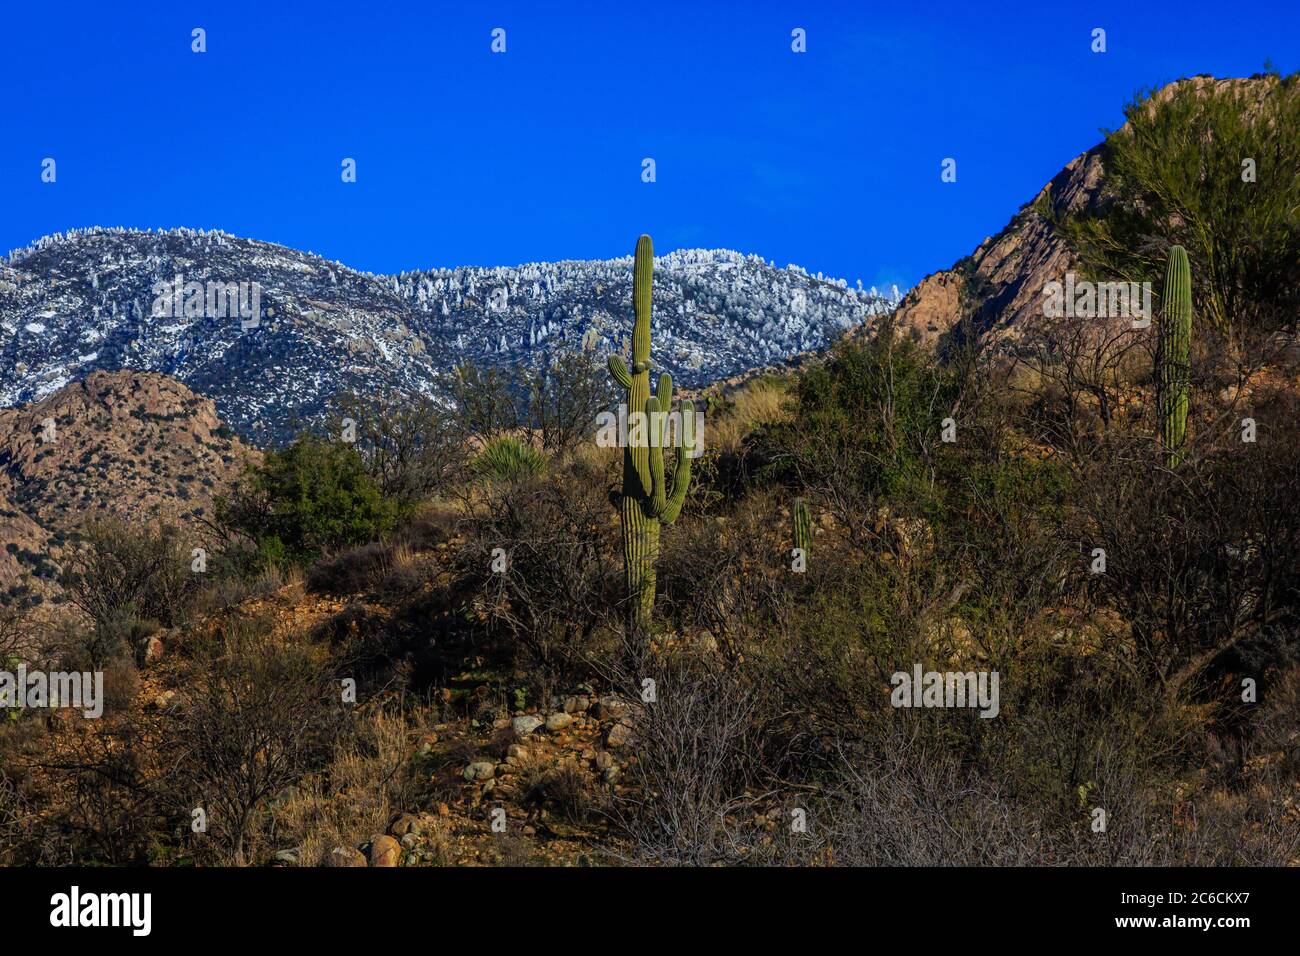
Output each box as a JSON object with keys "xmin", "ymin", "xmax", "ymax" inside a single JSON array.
[
  {"xmin": 143, "ymin": 635, "xmax": 165, "ymax": 664},
  {"xmin": 545, "ymin": 712, "xmax": 573, "ymax": 732},
  {"xmin": 389, "ymin": 813, "xmax": 423, "ymax": 837},
  {"xmin": 326, "ymin": 846, "xmax": 367, "ymax": 867},
  {"xmin": 606, "ymin": 719, "xmax": 634, "ymax": 749},
  {"xmin": 368, "ymin": 834, "xmax": 401, "ymax": 867},
  {"xmin": 512, "ymin": 715, "xmax": 545, "ymax": 736}
]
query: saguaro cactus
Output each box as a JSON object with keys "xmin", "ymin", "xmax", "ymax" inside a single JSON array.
[
  {"xmin": 792, "ymin": 499, "xmax": 812, "ymax": 564},
  {"xmin": 1158, "ymin": 245, "xmax": 1192, "ymax": 468},
  {"xmin": 608, "ymin": 235, "xmax": 695, "ymax": 628}
]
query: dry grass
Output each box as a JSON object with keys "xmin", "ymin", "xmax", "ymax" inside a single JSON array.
[
  {"xmin": 708, "ymin": 376, "xmax": 793, "ymax": 455},
  {"xmin": 266, "ymin": 704, "xmax": 439, "ymax": 866}
]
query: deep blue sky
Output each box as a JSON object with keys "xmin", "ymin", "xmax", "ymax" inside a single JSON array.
[{"xmin": 2, "ymin": 1, "xmax": 1296, "ymax": 290}]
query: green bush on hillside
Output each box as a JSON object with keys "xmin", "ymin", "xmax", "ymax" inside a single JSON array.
[
  {"xmin": 216, "ymin": 434, "xmax": 397, "ymax": 563},
  {"xmin": 1060, "ymin": 69, "xmax": 1300, "ymax": 336}
]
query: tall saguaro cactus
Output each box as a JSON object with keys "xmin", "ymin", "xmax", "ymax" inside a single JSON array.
[
  {"xmin": 608, "ymin": 235, "xmax": 695, "ymax": 628},
  {"xmin": 1158, "ymin": 245, "xmax": 1192, "ymax": 468}
]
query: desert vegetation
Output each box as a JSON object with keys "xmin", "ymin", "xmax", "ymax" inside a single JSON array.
[{"xmin": 1, "ymin": 76, "xmax": 1298, "ymax": 868}]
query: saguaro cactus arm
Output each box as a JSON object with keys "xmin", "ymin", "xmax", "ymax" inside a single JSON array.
[
  {"xmin": 608, "ymin": 354, "xmax": 632, "ymax": 389},
  {"xmin": 658, "ymin": 400, "xmax": 695, "ymax": 525},
  {"xmin": 647, "ymin": 395, "xmax": 668, "ymax": 518},
  {"xmin": 656, "ymin": 372, "xmax": 672, "ymax": 439}
]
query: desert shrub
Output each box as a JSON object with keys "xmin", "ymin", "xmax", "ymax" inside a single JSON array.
[
  {"xmin": 166, "ymin": 617, "xmax": 347, "ymax": 865},
  {"xmin": 518, "ymin": 759, "xmax": 603, "ymax": 830},
  {"xmin": 327, "ymin": 389, "xmax": 465, "ymax": 512},
  {"xmin": 1060, "ymin": 70, "xmax": 1300, "ymax": 336},
  {"xmin": 23, "ymin": 707, "xmax": 171, "ymax": 865},
  {"xmin": 447, "ymin": 350, "xmax": 610, "ymax": 457},
  {"xmin": 455, "ymin": 457, "xmax": 621, "ymax": 676},
  {"xmin": 470, "ymin": 436, "xmax": 547, "ymax": 483},
  {"xmin": 610, "ymin": 650, "xmax": 770, "ymax": 865},
  {"xmin": 215, "ymin": 433, "xmax": 398, "ymax": 564},
  {"xmin": 753, "ymin": 329, "xmax": 967, "ymax": 549},
  {"xmin": 306, "ymin": 542, "xmax": 393, "ymax": 596},
  {"xmin": 813, "ymin": 731, "xmax": 1045, "ymax": 866},
  {"xmin": 656, "ymin": 489, "xmax": 858, "ymax": 658},
  {"xmin": 522, "ymin": 348, "xmax": 612, "ymax": 455},
  {"xmin": 58, "ymin": 518, "xmax": 201, "ymax": 664},
  {"xmin": 0, "ymin": 774, "xmax": 31, "ymax": 864},
  {"xmin": 445, "ymin": 363, "xmax": 520, "ymax": 444},
  {"xmin": 0, "ymin": 605, "xmax": 33, "ymax": 663},
  {"xmin": 1072, "ymin": 395, "xmax": 1300, "ymax": 687}
]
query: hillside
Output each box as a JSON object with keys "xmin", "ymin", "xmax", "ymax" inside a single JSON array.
[
  {"xmin": 891, "ymin": 75, "xmax": 1279, "ymax": 355},
  {"xmin": 0, "ymin": 370, "xmax": 255, "ymax": 596}
]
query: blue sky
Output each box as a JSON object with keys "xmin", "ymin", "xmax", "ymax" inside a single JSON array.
[{"xmin": 2, "ymin": 1, "xmax": 1296, "ymax": 290}]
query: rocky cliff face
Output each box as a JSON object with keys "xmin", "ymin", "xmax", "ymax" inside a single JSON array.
[{"xmin": 892, "ymin": 146, "xmax": 1106, "ymax": 355}]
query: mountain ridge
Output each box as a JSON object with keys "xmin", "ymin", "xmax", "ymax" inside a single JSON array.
[{"xmin": 1, "ymin": 228, "xmax": 895, "ymax": 444}]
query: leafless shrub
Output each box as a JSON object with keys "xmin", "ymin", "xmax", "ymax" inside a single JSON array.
[
  {"xmin": 523, "ymin": 348, "xmax": 613, "ymax": 455},
  {"xmin": 59, "ymin": 517, "xmax": 200, "ymax": 664},
  {"xmin": 1072, "ymin": 400, "xmax": 1300, "ymax": 689},
  {"xmin": 454, "ymin": 457, "xmax": 622, "ymax": 674},
  {"xmin": 166, "ymin": 617, "xmax": 346, "ymax": 865},
  {"xmin": 816, "ymin": 730, "xmax": 1045, "ymax": 866},
  {"xmin": 28, "ymin": 706, "xmax": 171, "ymax": 865},
  {"xmin": 609, "ymin": 650, "xmax": 769, "ymax": 865},
  {"xmin": 328, "ymin": 389, "xmax": 466, "ymax": 509}
]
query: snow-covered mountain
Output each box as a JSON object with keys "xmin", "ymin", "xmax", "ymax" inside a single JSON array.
[{"xmin": 1, "ymin": 227, "xmax": 896, "ymax": 445}]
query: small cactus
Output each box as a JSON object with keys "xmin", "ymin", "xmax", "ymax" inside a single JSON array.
[
  {"xmin": 1158, "ymin": 245, "xmax": 1192, "ymax": 468},
  {"xmin": 608, "ymin": 235, "xmax": 695, "ymax": 628},
  {"xmin": 792, "ymin": 499, "xmax": 812, "ymax": 565}
]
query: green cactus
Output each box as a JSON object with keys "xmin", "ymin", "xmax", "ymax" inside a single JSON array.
[
  {"xmin": 792, "ymin": 499, "xmax": 812, "ymax": 565},
  {"xmin": 608, "ymin": 235, "xmax": 695, "ymax": 629},
  {"xmin": 1158, "ymin": 245, "xmax": 1192, "ymax": 468}
]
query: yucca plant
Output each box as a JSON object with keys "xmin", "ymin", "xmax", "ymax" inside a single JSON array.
[{"xmin": 471, "ymin": 436, "xmax": 547, "ymax": 482}]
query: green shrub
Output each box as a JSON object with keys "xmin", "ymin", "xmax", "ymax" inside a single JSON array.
[
  {"xmin": 1060, "ymin": 70, "xmax": 1300, "ymax": 336},
  {"xmin": 216, "ymin": 433, "xmax": 397, "ymax": 563}
]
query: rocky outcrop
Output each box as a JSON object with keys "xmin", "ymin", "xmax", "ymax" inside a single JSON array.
[
  {"xmin": 892, "ymin": 75, "xmax": 1277, "ymax": 357},
  {"xmin": 892, "ymin": 145, "xmax": 1105, "ymax": 355},
  {"xmin": 0, "ymin": 370, "xmax": 255, "ymax": 594}
]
